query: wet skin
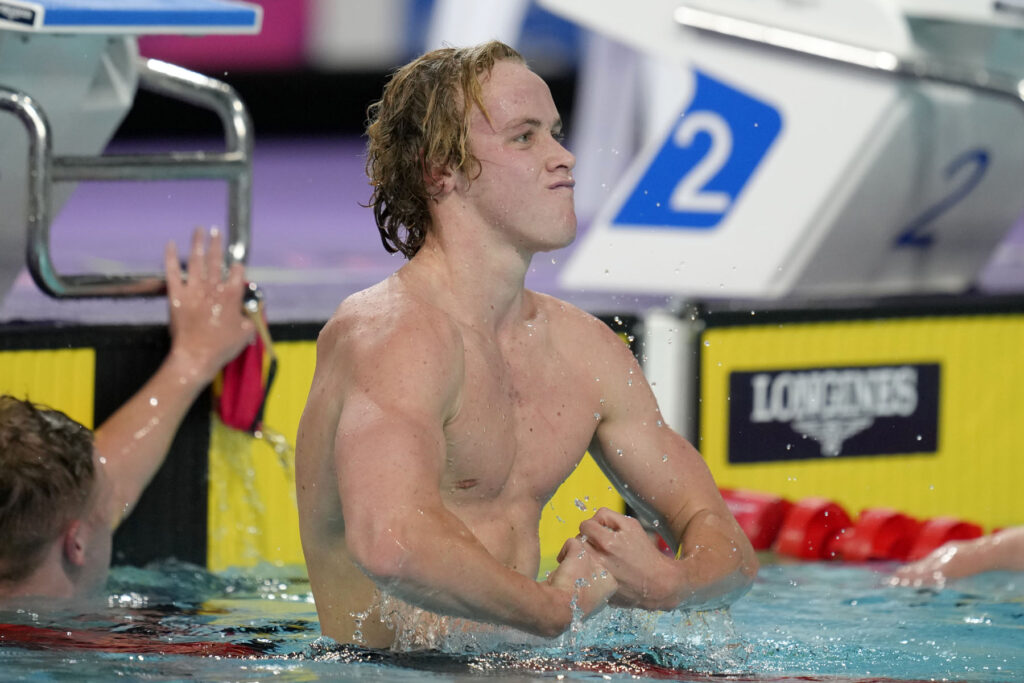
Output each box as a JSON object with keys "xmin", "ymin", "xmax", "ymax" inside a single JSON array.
[{"xmin": 295, "ymin": 60, "xmax": 755, "ymax": 647}]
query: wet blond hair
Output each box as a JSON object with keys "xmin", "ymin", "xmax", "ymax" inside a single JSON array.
[
  {"xmin": 0, "ymin": 396, "xmax": 95, "ymax": 584},
  {"xmin": 365, "ymin": 41, "xmax": 525, "ymax": 258}
]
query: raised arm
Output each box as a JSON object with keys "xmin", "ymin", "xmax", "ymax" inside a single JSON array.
[
  {"xmin": 93, "ymin": 228, "xmax": 255, "ymax": 528},
  {"xmin": 577, "ymin": 317, "xmax": 757, "ymax": 611},
  {"xmin": 319, "ymin": 304, "xmax": 614, "ymax": 638}
]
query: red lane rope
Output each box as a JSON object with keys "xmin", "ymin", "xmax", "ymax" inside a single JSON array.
[{"xmin": 0, "ymin": 622, "xmax": 266, "ymax": 657}]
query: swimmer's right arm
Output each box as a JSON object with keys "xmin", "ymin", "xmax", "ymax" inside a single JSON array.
[
  {"xmin": 94, "ymin": 228, "xmax": 254, "ymax": 528},
  {"xmin": 312, "ymin": 308, "xmax": 614, "ymax": 637}
]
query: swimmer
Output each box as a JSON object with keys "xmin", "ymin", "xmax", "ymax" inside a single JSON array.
[
  {"xmin": 295, "ymin": 41, "xmax": 758, "ymax": 648},
  {"xmin": 890, "ymin": 526, "xmax": 1024, "ymax": 587},
  {"xmin": 0, "ymin": 228, "xmax": 254, "ymax": 602}
]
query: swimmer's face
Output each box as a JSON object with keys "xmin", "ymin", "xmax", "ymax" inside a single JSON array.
[{"xmin": 458, "ymin": 60, "xmax": 577, "ymax": 254}]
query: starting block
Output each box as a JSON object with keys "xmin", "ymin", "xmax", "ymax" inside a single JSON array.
[
  {"xmin": 0, "ymin": 0, "xmax": 262, "ymax": 300},
  {"xmin": 543, "ymin": 0, "xmax": 1024, "ymax": 299}
]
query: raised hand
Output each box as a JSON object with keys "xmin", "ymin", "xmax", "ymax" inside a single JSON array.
[{"xmin": 164, "ymin": 227, "xmax": 255, "ymax": 381}]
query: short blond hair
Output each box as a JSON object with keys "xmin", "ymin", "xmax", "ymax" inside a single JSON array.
[{"xmin": 0, "ymin": 396, "xmax": 95, "ymax": 583}]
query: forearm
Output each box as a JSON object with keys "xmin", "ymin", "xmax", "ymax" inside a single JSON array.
[
  {"xmin": 660, "ymin": 509, "xmax": 758, "ymax": 611},
  {"xmin": 93, "ymin": 350, "xmax": 213, "ymax": 525},
  {"xmin": 972, "ymin": 527, "xmax": 1024, "ymax": 572},
  {"xmin": 350, "ymin": 510, "xmax": 574, "ymax": 638}
]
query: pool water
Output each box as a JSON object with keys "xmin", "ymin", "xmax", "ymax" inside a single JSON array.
[{"xmin": 0, "ymin": 558, "xmax": 1020, "ymax": 682}]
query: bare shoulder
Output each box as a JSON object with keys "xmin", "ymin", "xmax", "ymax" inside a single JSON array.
[
  {"xmin": 319, "ymin": 279, "xmax": 462, "ymax": 364},
  {"xmin": 533, "ymin": 292, "xmax": 635, "ymax": 363},
  {"xmin": 312, "ymin": 278, "xmax": 465, "ymax": 413}
]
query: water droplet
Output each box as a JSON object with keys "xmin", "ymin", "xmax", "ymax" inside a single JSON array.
[
  {"xmin": 148, "ymin": 397, "xmax": 158, "ymax": 407},
  {"xmin": 662, "ymin": 454, "xmax": 668, "ymax": 462},
  {"xmin": 593, "ymin": 412, "xmax": 601, "ymax": 421}
]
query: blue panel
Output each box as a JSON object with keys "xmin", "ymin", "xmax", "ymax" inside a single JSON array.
[
  {"xmin": 37, "ymin": 0, "xmax": 259, "ymax": 29},
  {"xmin": 613, "ymin": 70, "xmax": 782, "ymax": 231}
]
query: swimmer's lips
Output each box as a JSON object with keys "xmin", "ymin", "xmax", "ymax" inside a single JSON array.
[{"xmin": 548, "ymin": 179, "xmax": 575, "ymax": 191}]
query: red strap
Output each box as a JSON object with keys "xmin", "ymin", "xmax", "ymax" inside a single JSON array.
[{"xmin": 218, "ymin": 332, "xmax": 266, "ymax": 432}]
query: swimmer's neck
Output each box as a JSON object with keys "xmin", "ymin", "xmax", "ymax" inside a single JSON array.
[
  {"xmin": 401, "ymin": 231, "xmax": 540, "ymax": 331},
  {"xmin": 0, "ymin": 543, "xmax": 79, "ymax": 602}
]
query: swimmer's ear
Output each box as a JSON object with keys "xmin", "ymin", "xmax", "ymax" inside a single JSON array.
[
  {"xmin": 422, "ymin": 155, "xmax": 455, "ymax": 197},
  {"xmin": 62, "ymin": 520, "xmax": 87, "ymax": 567}
]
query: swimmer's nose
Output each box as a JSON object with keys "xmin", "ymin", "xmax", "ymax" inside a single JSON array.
[{"xmin": 548, "ymin": 134, "xmax": 575, "ymax": 173}]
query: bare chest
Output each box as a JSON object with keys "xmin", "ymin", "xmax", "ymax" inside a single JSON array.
[{"xmin": 440, "ymin": 332, "xmax": 598, "ymax": 506}]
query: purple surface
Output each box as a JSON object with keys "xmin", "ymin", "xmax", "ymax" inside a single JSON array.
[
  {"xmin": 3, "ymin": 136, "xmax": 1023, "ymax": 325},
  {"xmin": 0, "ymin": 137, "xmax": 669, "ymax": 325}
]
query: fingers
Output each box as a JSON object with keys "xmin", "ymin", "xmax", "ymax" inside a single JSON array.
[
  {"xmin": 187, "ymin": 227, "xmax": 207, "ymax": 282},
  {"xmin": 164, "ymin": 241, "xmax": 182, "ymax": 300},
  {"xmin": 181, "ymin": 227, "xmax": 239, "ymax": 287},
  {"xmin": 227, "ymin": 261, "xmax": 246, "ymax": 291},
  {"xmin": 579, "ymin": 518, "xmax": 614, "ymax": 552},
  {"xmin": 579, "ymin": 508, "xmax": 643, "ymax": 550},
  {"xmin": 590, "ymin": 507, "xmax": 629, "ymax": 529},
  {"xmin": 557, "ymin": 536, "xmax": 582, "ymax": 563},
  {"xmin": 206, "ymin": 227, "xmax": 224, "ymax": 281}
]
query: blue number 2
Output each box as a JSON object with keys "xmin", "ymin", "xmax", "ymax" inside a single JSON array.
[{"xmin": 894, "ymin": 148, "xmax": 989, "ymax": 248}]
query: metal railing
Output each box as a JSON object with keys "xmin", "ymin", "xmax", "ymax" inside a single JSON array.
[{"xmin": 0, "ymin": 58, "xmax": 252, "ymax": 298}]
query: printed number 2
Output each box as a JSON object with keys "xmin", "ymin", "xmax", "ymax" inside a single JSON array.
[
  {"xmin": 894, "ymin": 148, "xmax": 989, "ymax": 248},
  {"xmin": 669, "ymin": 111, "xmax": 732, "ymax": 214}
]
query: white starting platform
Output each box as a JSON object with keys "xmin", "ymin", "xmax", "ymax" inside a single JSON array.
[
  {"xmin": 0, "ymin": 0, "xmax": 262, "ymax": 300},
  {"xmin": 542, "ymin": 0, "xmax": 1024, "ymax": 300}
]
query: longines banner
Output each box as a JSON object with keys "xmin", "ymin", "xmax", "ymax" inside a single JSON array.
[{"xmin": 728, "ymin": 363, "xmax": 941, "ymax": 462}]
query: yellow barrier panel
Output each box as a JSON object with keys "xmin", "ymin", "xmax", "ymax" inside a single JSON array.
[
  {"xmin": 700, "ymin": 314, "xmax": 1024, "ymax": 530},
  {"xmin": 537, "ymin": 453, "xmax": 625, "ymax": 578},
  {"xmin": 207, "ymin": 340, "xmax": 316, "ymax": 572},
  {"xmin": 0, "ymin": 348, "xmax": 95, "ymax": 428}
]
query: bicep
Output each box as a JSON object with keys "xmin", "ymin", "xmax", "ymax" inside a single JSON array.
[
  {"xmin": 334, "ymin": 389, "xmax": 448, "ymax": 515},
  {"xmin": 590, "ymin": 332, "xmax": 725, "ymax": 530},
  {"xmin": 324, "ymin": 317, "xmax": 462, "ymax": 535}
]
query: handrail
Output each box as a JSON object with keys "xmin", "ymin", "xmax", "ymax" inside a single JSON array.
[
  {"xmin": 674, "ymin": 6, "xmax": 1024, "ymax": 111},
  {"xmin": 1, "ymin": 57, "xmax": 253, "ymax": 298}
]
